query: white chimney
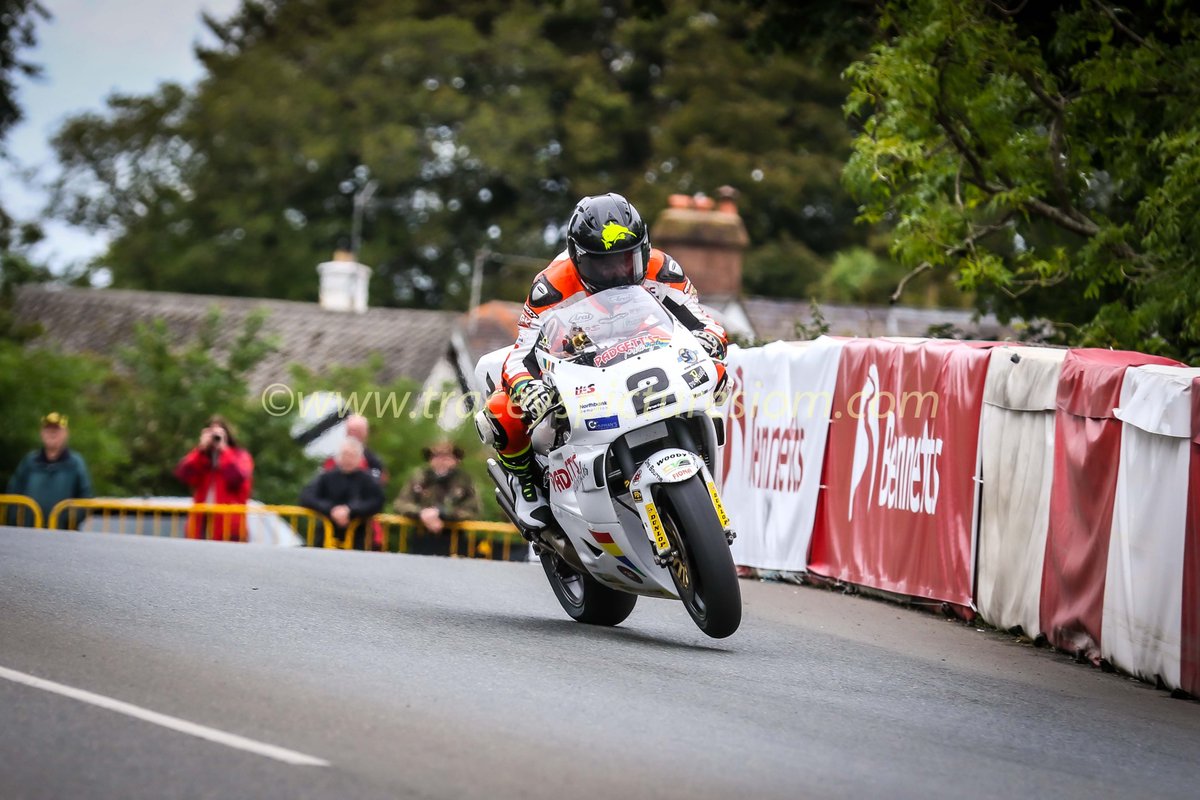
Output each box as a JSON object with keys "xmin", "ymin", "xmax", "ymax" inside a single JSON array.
[{"xmin": 317, "ymin": 250, "xmax": 371, "ymax": 313}]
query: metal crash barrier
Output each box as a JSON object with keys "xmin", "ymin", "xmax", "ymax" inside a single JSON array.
[
  {"xmin": 0, "ymin": 494, "xmax": 44, "ymax": 529},
  {"xmin": 344, "ymin": 514, "xmax": 526, "ymax": 560},
  {"xmin": 45, "ymin": 499, "xmax": 334, "ymax": 545}
]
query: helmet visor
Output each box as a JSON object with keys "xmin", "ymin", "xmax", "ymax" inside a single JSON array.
[{"xmin": 576, "ymin": 248, "xmax": 645, "ymax": 290}]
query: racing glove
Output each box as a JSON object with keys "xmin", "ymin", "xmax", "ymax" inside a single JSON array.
[
  {"xmin": 695, "ymin": 330, "xmax": 727, "ymax": 362},
  {"xmin": 512, "ymin": 379, "xmax": 557, "ymax": 427}
]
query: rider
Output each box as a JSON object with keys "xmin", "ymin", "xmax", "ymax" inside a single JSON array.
[{"xmin": 477, "ymin": 192, "xmax": 728, "ymax": 530}]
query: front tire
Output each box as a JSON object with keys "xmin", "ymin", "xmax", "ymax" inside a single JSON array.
[
  {"xmin": 657, "ymin": 476, "xmax": 742, "ymax": 638},
  {"xmin": 540, "ymin": 551, "xmax": 638, "ymax": 627}
]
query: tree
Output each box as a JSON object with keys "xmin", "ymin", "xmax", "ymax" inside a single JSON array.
[
  {"xmin": 844, "ymin": 0, "xmax": 1200, "ymax": 362},
  {"xmin": 49, "ymin": 0, "xmax": 877, "ymax": 309},
  {"xmin": 0, "ymin": 0, "xmax": 47, "ymax": 145},
  {"xmin": 1, "ymin": 1, "xmax": 52, "ymax": 339}
]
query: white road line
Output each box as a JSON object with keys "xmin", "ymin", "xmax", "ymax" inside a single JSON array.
[{"xmin": 0, "ymin": 665, "xmax": 329, "ymax": 767}]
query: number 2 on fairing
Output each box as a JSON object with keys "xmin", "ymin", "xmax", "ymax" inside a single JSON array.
[{"xmin": 626, "ymin": 367, "xmax": 676, "ymax": 415}]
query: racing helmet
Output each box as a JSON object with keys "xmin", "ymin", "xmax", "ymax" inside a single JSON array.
[{"xmin": 566, "ymin": 193, "xmax": 651, "ymax": 293}]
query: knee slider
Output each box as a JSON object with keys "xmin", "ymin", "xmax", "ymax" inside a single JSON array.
[{"xmin": 475, "ymin": 409, "xmax": 508, "ymax": 450}]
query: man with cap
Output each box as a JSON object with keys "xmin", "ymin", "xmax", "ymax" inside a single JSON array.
[
  {"xmin": 7, "ymin": 413, "xmax": 93, "ymax": 528},
  {"xmin": 393, "ymin": 441, "xmax": 481, "ymax": 556}
]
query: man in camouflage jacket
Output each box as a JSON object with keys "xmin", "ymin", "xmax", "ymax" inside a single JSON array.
[{"xmin": 393, "ymin": 441, "xmax": 481, "ymax": 556}]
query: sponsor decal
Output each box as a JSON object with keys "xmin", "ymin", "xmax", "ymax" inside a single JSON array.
[
  {"xmin": 550, "ymin": 454, "xmax": 582, "ymax": 492},
  {"xmin": 617, "ymin": 565, "xmax": 644, "ymax": 584},
  {"xmin": 683, "ymin": 366, "xmax": 709, "ymax": 389},
  {"xmin": 569, "ymin": 311, "xmax": 594, "ymax": 325},
  {"xmin": 661, "ymin": 464, "xmax": 696, "ymax": 481},
  {"xmin": 652, "ymin": 452, "xmax": 692, "ymax": 471},
  {"xmin": 706, "ymin": 481, "xmax": 731, "ymax": 528},
  {"xmin": 721, "ymin": 365, "xmax": 807, "ymax": 494},
  {"xmin": 678, "ymin": 348, "xmax": 698, "ymax": 365},
  {"xmin": 575, "ymin": 383, "xmax": 596, "ymax": 396},
  {"xmin": 590, "ymin": 530, "xmax": 647, "ymax": 577},
  {"xmin": 601, "ymin": 221, "xmax": 635, "ymax": 250},
  {"xmin": 585, "ymin": 415, "xmax": 620, "ymax": 431},
  {"xmin": 847, "ymin": 364, "xmax": 944, "ymax": 519},
  {"xmin": 631, "ymin": 489, "xmax": 643, "ymax": 503},
  {"xmin": 579, "ymin": 400, "xmax": 609, "ymax": 413},
  {"xmin": 593, "ymin": 334, "xmax": 669, "ymax": 367},
  {"xmin": 645, "ymin": 502, "xmax": 670, "ymax": 552}
]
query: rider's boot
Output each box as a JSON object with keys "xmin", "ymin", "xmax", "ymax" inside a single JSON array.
[{"xmin": 497, "ymin": 446, "xmax": 551, "ymax": 530}]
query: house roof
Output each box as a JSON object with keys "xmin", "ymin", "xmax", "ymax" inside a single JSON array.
[
  {"xmin": 738, "ymin": 296, "xmax": 1012, "ymax": 342},
  {"xmin": 15, "ymin": 285, "xmax": 459, "ymax": 392}
]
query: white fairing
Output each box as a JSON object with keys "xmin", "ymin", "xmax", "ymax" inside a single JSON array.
[{"xmin": 478, "ymin": 286, "xmax": 730, "ymax": 599}]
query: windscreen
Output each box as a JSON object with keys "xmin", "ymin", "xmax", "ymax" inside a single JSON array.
[{"xmin": 539, "ymin": 286, "xmax": 676, "ymax": 367}]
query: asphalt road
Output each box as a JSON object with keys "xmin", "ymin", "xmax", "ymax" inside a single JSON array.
[{"xmin": 2, "ymin": 526, "xmax": 1198, "ymax": 800}]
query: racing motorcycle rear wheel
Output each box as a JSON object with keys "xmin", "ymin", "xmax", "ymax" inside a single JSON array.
[
  {"xmin": 657, "ymin": 476, "xmax": 742, "ymax": 638},
  {"xmin": 540, "ymin": 551, "xmax": 638, "ymax": 627}
]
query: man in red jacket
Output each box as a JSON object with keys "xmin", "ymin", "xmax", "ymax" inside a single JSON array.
[{"xmin": 174, "ymin": 415, "xmax": 255, "ymax": 542}]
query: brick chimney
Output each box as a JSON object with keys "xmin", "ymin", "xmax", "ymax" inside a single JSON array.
[{"xmin": 649, "ymin": 185, "xmax": 748, "ymax": 300}]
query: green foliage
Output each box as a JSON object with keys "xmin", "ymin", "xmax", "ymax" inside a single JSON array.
[
  {"xmin": 793, "ymin": 299, "xmax": 831, "ymax": 340},
  {"xmin": 742, "ymin": 235, "xmax": 827, "ymax": 298},
  {"xmin": 844, "ymin": 0, "xmax": 1200, "ymax": 363},
  {"xmin": 48, "ymin": 0, "xmax": 876, "ymax": 309},
  {"xmin": 1, "ymin": 1, "xmax": 52, "ymax": 316},
  {"xmin": 817, "ymin": 247, "xmax": 904, "ymax": 305},
  {"xmin": 0, "ymin": 0, "xmax": 48, "ymax": 143},
  {"xmin": 106, "ymin": 309, "xmax": 280, "ymax": 496},
  {"xmin": 0, "ymin": 341, "xmax": 127, "ymax": 494}
]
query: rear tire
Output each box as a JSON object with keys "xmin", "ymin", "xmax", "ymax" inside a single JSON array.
[
  {"xmin": 657, "ymin": 476, "xmax": 742, "ymax": 638},
  {"xmin": 540, "ymin": 551, "xmax": 638, "ymax": 627}
]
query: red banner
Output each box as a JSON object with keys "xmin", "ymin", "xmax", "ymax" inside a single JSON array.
[
  {"xmin": 1039, "ymin": 349, "xmax": 1180, "ymax": 660},
  {"xmin": 1183, "ymin": 376, "xmax": 1200, "ymax": 696},
  {"xmin": 808, "ymin": 339, "xmax": 991, "ymax": 607}
]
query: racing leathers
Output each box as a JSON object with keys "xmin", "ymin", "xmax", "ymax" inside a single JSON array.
[{"xmin": 483, "ymin": 248, "xmax": 726, "ymax": 528}]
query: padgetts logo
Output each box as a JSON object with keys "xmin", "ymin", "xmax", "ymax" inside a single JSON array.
[{"xmin": 847, "ymin": 364, "xmax": 943, "ymax": 520}]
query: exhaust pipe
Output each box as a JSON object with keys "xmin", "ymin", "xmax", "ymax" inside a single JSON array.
[{"xmin": 486, "ymin": 458, "xmax": 585, "ymax": 571}]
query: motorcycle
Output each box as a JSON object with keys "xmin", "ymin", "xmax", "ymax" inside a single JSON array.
[{"xmin": 475, "ymin": 285, "xmax": 741, "ymax": 638}]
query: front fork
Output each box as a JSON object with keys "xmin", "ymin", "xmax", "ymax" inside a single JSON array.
[{"xmin": 626, "ymin": 448, "xmax": 735, "ymax": 567}]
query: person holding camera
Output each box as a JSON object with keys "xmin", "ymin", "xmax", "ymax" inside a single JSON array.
[{"xmin": 174, "ymin": 415, "xmax": 255, "ymax": 542}]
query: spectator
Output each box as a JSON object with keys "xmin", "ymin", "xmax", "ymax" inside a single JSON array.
[
  {"xmin": 320, "ymin": 413, "xmax": 388, "ymax": 549},
  {"xmin": 174, "ymin": 415, "xmax": 255, "ymax": 542},
  {"xmin": 6, "ymin": 412, "xmax": 93, "ymax": 528},
  {"xmin": 393, "ymin": 441, "xmax": 481, "ymax": 556},
  {"xmin": 321, "ymin": 414, "xmax": 388, "ymax": 484},
  {"xmin": 300, "ymin": 437, "xmax": 385, "ymax": 550}
]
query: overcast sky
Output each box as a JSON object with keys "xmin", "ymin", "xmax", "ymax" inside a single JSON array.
[{"xmin": 2, "ymin": 0, "xmax": 241, "ymax": 272}]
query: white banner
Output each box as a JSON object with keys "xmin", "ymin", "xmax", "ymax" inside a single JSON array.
[
  {"xmin": 719, "ymin": 337, "xmax": 844, "ymax": 571},
  {"xmin": 976, "ymin": 346, "xmax": 1065, "ymax": 636},
  {"xmin": 1103, "ymin": 365, "xmax": 1200, "ymax": 685}
]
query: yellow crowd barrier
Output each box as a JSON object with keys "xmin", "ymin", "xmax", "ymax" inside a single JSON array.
[
  {"xmin": 0, "ymin": 494, "xmax": 44, "ymax": 529},
  {"xmin": 46, "ymin": 498, "xmax": 334, "ymax": 545},
  {"xmin": 344, "ymin": 514, "xmax": 525, "ymax": 560},
  {"xmin": 18, "ymin": 496, "xmax": 519, "ymax": 559}
]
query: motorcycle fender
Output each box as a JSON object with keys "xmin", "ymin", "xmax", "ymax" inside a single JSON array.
[{"xmin": 629, "ymin": 448, "xmax": 703, "ymax": 557}]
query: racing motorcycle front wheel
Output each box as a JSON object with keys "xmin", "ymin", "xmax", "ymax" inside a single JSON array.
[
  {"xmin": 540, "ymin": 551, "xmax": 638, "ymax": 627},
  {"xmin": 656, "ymin": 476, "xmax": 742, "ymax": 638}
]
